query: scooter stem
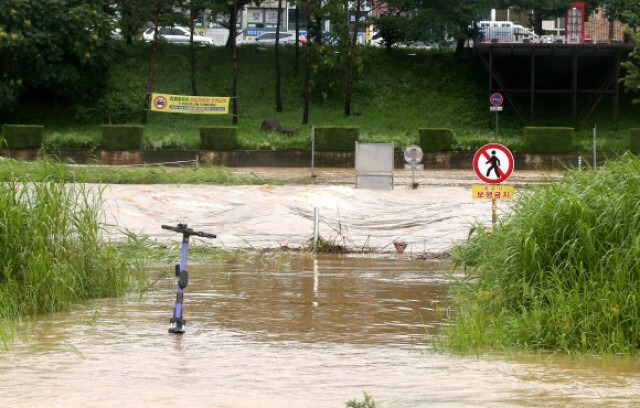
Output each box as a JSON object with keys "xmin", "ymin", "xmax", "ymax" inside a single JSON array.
[{"xmin": 161, "ymin": 223, "xmax": 216, "ymax": 334}]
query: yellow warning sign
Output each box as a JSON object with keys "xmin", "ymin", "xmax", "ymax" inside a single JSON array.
[
  {"xmin": 472, "ymin": 184, "xmax": 515, "ymax": 200},
  {"xmin": 150, "ymin": 93, "xmax": 229, "ymax": 115}
]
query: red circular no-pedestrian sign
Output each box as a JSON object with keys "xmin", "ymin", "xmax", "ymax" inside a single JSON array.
[
  {"xmin": 490, "ymin": 92, "xmax": 504, "ymax": 107},
  {"xmin": 473, "ymin": 143, "xmax": 514, "ymax": 184},
  {"xmin": 153, "ymin": 95, "xmax": 168, "ymax": 110}
]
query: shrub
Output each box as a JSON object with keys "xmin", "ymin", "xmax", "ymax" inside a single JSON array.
[
  {"xmin": 0, "ymin": 159, "xmax": 144, "ymax": 322},
  {"xmin": 524, "ymin": 127, "xmax": 573, "ymax": 153},
  {"xmin": 101, "ymin": 125, "xmax": 144, "ymax": 150},
  {"xmin": 314, "ymin": 127, "xmax": 359, "ymax": 151},
  {"xmin": 200, "ymin": 127, "xmax": 238, "ymax": 150},
  {"xmin": 1, "ymin": 125, "xmax": 44, "ymax": 149},
  {"xmin": 418, "ymin": 128, "xmax": 454, "ymax": 152},
  {"xmin": 630, "ymin": 128, "xmax": 640, "ymax": 153},
  {"xmin": 449, "ymin": 154, "xmax": 640, "ymax": 354}
]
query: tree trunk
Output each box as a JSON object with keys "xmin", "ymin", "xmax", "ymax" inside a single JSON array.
[
  {"xmin": 226, "ymin": 4, "xmax": 238, "ymax": 49},
  {"xmin": 302, "ymin": 12, "xmax": 312, "ymax": 124},
  {"xmin": 314, "ymin": 16, "xmax": 322, "ymax": 43},
  {"xmin": 142, "ymin": 0, "xmax": 161, "ymax": 125},
  {"xmin": 123, "ymin": 7, "xmax": 133, "ymax": 45},
  {"xmin": 344, "ymin": 1, "xmax": 361, "ymax": 116},
  {"xmin": 455, "ymin": 37, "xmax": 465, "ymax": 54},
  {"xmin": 275, "ymin": 0, "xmax": 283, "ymax": 112},
  {"xmin": 232, "ymin": 0, "xmax": 239, "ymax": 124},
  {"xmin": 295, "ymin": 6, "xmax": 300, "ymax": 76},
  {"xmin": 189, "ymin": 3, "xmax": 198, "ymax": 96}
]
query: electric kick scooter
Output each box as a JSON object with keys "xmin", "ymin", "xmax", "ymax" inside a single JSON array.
[{"xmin": 161, "ymin": 223, "xmax": 216, "ymax": 334}]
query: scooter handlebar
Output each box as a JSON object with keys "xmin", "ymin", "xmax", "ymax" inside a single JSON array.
[{"xmin": 161, "ymin": 224, "xmax": 217, "ymax": 239}]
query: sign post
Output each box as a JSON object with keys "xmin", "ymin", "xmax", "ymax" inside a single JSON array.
[
  {"xmin": 472, "ymin": 143, "xmax": 515, "ymax": 228},
  {"xmin": 489, "ymin": 93, "xmax": 504, "ymax": 137},
  {"xmin": 403, "ymin": 144, "xmax": 423, "ymax": 189}
]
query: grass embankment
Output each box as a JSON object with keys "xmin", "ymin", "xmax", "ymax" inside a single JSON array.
[
  {"xmin": 447, "ymin": 154, "xmax": 640, "ymax": 354},
  {"xmin": 5, "ymin": 43, "xmax": 638, "ymax": 152},
  {"xmin": 0, "ymin": 163, "xmax": 150, "ymax": 347},
  {"xmin": 0, "ymin": 157, "xmax": 270, "ymax": 184}
]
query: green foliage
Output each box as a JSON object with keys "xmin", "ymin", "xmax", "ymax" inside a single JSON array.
[
  {"xmin": 0, "ymin": 161, "xmax": 146, "ymax": 321},
  {"xmin": 0, "ymin": 156, "xmax": 271, "ymax": 185},
  {"xmin": 200, "ymin": 126, "xmax": 238, "ymax": 150},
  {"xmin": 418, "ymin": 128, "xmax": 455, "ymax": 151},
  {"xmin": 42, "ymin": 127, "xmax": 102, "ymax": 150},
  {"xmin": 372, "ymin": 14, "xmax": 409, "ymax": 51},
  {"xmin": 622, "ymin": 31, "xmax": 640, "ymax": 104},
  {"xmin": 448, "ymin": 154, "xmax": 640, "ymax": 354},
  {"xmin": 4, "ymin": 45, "xmax": 638, "ymax": 152},
  {"xmin": 631, "ymin": 128, "xmax": 640, "ymax": 153},
  {"xmin": 102, "ymin": 125, "xmax": 145, "ymax": 150},
  {"xmin": 409, "ymin": 0, "xmax": 495, "ymax": 45},
  {"xmin": 345, "ymin": 392, "xmax": 377, "ymax": 408},
  {"xmin": 603, "ymin": 0, "xmax": 640, "ymax": 27},
  {"xmin": 524, "ymin": 127, "xmax": 573, "ymax": 154},
  {"xmin": 1, "ymin": 124, "xmax": 43, "ymax": 148},
  {"xmin": 113, "ymin": 0, "xmax": 154, "ymax": 44},
  {"xmin": 314, "ymin": 126, "xmax": 359, "ymax": 151},
  {"xmin": 0, "ymin": 0, "xmax": 114, "ymax": 110},
  {"xmin": 309, "ymin": 45, "xmax": 350, "ymax": 100}
]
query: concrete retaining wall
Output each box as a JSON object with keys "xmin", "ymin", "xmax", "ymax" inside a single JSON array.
[{"xmin": 0, "ymin": 149, "xmax": 622, "ymax": 170}]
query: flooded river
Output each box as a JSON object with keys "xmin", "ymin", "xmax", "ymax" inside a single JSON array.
[
  {"xmin": 2, "ymin": 255, "xmax": 640, "ymax": 407},
  {"xmin": 101, "ymin": 169, "xmax": 564, "ymax": 252}
]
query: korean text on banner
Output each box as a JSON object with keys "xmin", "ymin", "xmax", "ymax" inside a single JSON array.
[
  {"xmin": 150, "ymin": 93, "xmax": 230, "ymax": 115},
  {"xmin": 472, "ymin": 184, "xmax": 515, "ymax": 200}
]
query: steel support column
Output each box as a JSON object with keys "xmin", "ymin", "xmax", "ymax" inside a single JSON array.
[
  {"xmin": 614, "ymin": 47, "xmax": 621, "ymax": 129},
  {"xmin": 530, "ymin": 49, "xmax": 536, "ymax": 121},
  {"xmin": 572, "ymin": 49, "xmax": 578, "ymax": 121},
  {"xmin": 489, "ymin": 48, "xmax": 493, "ymax": 127}
]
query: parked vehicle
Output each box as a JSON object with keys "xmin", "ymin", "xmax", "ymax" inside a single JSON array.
[
  {"xmin": 476, "ymin": 21, "xmax": 538, "ymax": 43},
  {"xmin": 143, "ymin": 26, "xmax": 214, "ymax": 45},
  {"xmin": 240, "ymin": 32, "xmax": 301, "ymax": 45}
]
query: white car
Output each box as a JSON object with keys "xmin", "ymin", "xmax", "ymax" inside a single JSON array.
[
  {"xmin": 143, "ymin": 26, "xmax": 214, "ymax": 46},
  {"xmin": 240, "ymin": 32, "xmax": 300, "ymax": 45}
]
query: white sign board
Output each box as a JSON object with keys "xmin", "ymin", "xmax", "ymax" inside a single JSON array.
[{"xmin": 355, "ymin": 142, "xmax": 394, "ymax": 190}]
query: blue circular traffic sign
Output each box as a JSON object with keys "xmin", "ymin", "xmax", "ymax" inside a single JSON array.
[{"xmin": 490, "ymin": 92, "xmax": 504, "ymax": 107}]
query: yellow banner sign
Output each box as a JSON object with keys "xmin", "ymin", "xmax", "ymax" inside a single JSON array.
[
  {"xmin": 472, "ymin": 184, "xmax": 515, "ymax": 200},
  {"xmin": 150, "ymin": 93, "xmax": 230, "ymax": 115}
]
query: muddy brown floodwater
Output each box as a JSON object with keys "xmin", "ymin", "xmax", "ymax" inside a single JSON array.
[
  {"xmin": 3, "ymin": 255, "xmax": 640, "ymax": 407},
  {"xmin": 100, "ymin": 168, "xmax": 565, "ymax": 252}
]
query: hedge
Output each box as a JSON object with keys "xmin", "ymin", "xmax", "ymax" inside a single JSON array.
[
  {"xmin": 630, "ymin": 129, "xmax": 640, "ymax": 153},
  {"xmin": 101, "ymin": 125, "xmax": 145, "ymax": 150},
  {"xmin": 524, "ymin": 127, "xmax": 573, "ymax": 154},
  {"xmin": 200, "ymin": 127, "xmax": 238, "ymax": 150},
  {"xmin": 418, "ymin": 128, "xmax": 454, "ymax": 152},
  {"xmin": 1, "ymin": 125, "xmax": 44, "ymax": 148},
  {"xmin": 314, "ymin": 127, "xmax": 359, "ymax": 151}
]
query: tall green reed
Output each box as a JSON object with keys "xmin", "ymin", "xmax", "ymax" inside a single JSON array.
[
  {"xmin": 448, "ymin": 153, "xmax": 640, "ymax": 354},
  {"xmin": 0, "ymin": 160, "xmax": 146, "ymax": 321},
  {"xmin": 0, "ymin": 156, "xmax": 270, "ymax": 185}
]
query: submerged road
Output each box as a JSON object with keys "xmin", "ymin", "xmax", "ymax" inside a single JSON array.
[{"xmin": 101, "ymin": 168, "xmax": 563, "ymax": 253}]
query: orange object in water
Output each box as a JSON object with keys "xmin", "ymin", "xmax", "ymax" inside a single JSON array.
[{"xmin": 393, "ymin": 241, "xmax": 408, "ymax": 254}]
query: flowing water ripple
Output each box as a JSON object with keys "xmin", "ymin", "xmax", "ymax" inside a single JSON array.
[{"xmin": 2, "ymin": 256, "xmax": 640, "ymax": 407}]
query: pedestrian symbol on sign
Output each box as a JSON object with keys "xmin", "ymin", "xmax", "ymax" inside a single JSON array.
[{"xmin": 485, "ymin": 150, "xmax": 501, "ymax": 178}]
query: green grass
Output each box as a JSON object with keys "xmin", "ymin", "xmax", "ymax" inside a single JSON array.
[
  {"xmin": 346, "ymin": 392, "xmax": 377, "ymax": 408},
  {"xmin": 0, "ymin": 157, "xmax": 272, "ymax": 185},
  {"xmin": 0, "ymin": 162, "xmax": 148, "ymax": 335},
  {"xmin": 3, "ymin": 43, "xmax": 637, "ymax": 153},
  {"xmin": 447, "ymin": 153, "xmax": 640, "ymax": 355}
]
